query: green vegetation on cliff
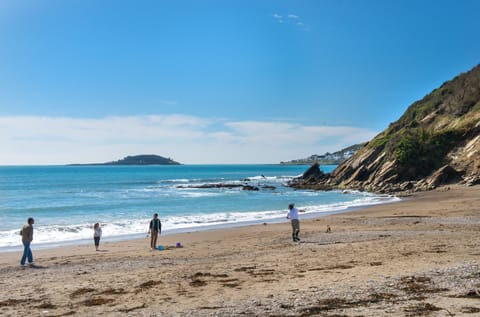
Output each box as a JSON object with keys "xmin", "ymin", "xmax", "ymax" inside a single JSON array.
[
  {"xmin": 365, "ymin": 65, "xmax": 480, "ymax": 182},
  {"xmin": 292, "ymin": 64, "xmax": 480, "ymax": 192}
]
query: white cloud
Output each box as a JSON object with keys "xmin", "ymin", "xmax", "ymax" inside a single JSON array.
[
  {"xmin": 273, "ymin": 13, "xmax": 309, "ymax": 30},
  {"xmin": 272, "ymin": 13, "xmax": 283, "ymax": 23},
  {"xmin": 0, "ymin": 115, "xmax": 378, "ymax": 165}
]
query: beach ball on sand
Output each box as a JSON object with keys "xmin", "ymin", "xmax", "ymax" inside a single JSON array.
[
  {"xmin": 157, "ymin": 245, "xmax": 164, "ymax": 251},
  {"xmin": 176, "ymin": 242, "xmax": 183, "ymax": 248}
]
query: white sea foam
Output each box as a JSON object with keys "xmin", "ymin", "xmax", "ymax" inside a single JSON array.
[
  {"xmin": 0, "ymin": 194, "xmax": 399, "ymax": 251},
  {"xmin": 0, "ymin": 165, "xmax": 398, "ymax": 252},
  {"xmin": 177, "ymin": 191, "xmax": 223, "ymax": 198}
]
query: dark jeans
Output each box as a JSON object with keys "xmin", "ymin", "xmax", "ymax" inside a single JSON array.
[
  {"xmin": 20, "ymin": 241, "xmax": 33, "ymax": 266},
  {"xmin": 94, "ymin": 237, "xmax": 100, "ymax": 246}
]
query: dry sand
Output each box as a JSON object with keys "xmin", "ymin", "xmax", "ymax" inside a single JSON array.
[{"xmin": 1, "ymin": 185, "xmax": 480, "ymax": 316}]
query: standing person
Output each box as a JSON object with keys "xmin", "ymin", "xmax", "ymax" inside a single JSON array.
[
  {"xmin": 148, "ymin": 213, "xmax": 162, "ymax": 250},
  {"xmin": 93, "ymin": 223, "xmax": 102, "ymax": 251},
  {"xmin": 286, "ymin": 203, "xmax": 302, "ymax": 242},
  {"xmin": 20, "ymin": 217, "xmax": 35, "ymax": 269}
]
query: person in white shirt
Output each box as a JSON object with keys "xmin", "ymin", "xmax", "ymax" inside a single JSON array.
[{"xmin": 286, "ymin": 203, "xmax": 302, "ymax": 242}]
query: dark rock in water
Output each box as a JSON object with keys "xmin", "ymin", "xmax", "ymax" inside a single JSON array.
[
  {"xmin": 177, "ymin": 183, "xmax": 260, "ymax": 191},
  {"xmin": 242, "ymin": 185, "xmax": 259, "ymax": 191},
  {"xmin": 177, "ymin": 184, "xmax": 244, "ymax": 189},
  {"xmin": 262, "ymin": 185, "xmax": 276, "ymax": 190},
  {"xmin": 289, "ymin": 162, "xmax": 333, "ymax": 190},
  {"xmin": 301, "ymin": 162, "xmax": 327, "ymax": 182}
]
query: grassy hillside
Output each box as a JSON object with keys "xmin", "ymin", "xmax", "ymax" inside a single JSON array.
[{"xmin": 292, "ymin": 64, "xmax": 480, "ymax": 193}]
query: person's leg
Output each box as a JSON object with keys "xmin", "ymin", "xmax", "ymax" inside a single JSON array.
[
  {"xmin": 94, "ymin": 237, "xmax": 100, "ymax": 250},
  {"xmin": 296, "ymin": 220, "xmax": 300, "ymax": 240},
  {"xmin": 292, "ymin": 220, "xmax": 300, "ymax": 241},
  {"xmin": 290, "ymin": 221, "xmax": 296, "ymax": 241},
  {"xmin": 27, "ymin": 243, "xmax": 33, "ymax": 264},
  {"xmin": 20, "ymin": 241, "xmax": 29, "ymax": 266},
  {"xmin": 152, "ymin": 231, "xmax": 158, "ymax": 249}
]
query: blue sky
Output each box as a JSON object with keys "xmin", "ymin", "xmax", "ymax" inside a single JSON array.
[{"xmin": 0, "ymin": 0, "xmax": 479, "ymax": 164}]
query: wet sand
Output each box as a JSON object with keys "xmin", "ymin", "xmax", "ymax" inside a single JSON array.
[{"xmin": 1, "ymin": 185, "xmax": 480, "ymax": 316}]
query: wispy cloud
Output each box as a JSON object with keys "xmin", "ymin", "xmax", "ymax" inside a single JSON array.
[
  {"xmin": 272, "ymin": 13, "xmax": 283, "ymax": 23},
  {"xmin": 0, "ymin": 115, "xmax": 377, "ymax": 165},
  {"xmin": 272, "ymin": 12, "xmax": 310, "ymax": 31},
  {"xmin": 159, "ymin": 100, "xmax": 178, "ymax": 106}
]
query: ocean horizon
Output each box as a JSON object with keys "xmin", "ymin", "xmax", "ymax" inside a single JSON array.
[{"xmin": 0, "ymin": 164, "xmax": 399, "ymax": 252}]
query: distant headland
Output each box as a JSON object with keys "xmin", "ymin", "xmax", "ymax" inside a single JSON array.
[{"xmin": 69, "ymin": 155, "xmax": 181, "ymax": 166}]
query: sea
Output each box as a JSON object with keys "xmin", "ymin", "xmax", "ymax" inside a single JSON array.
[{"xmin": 0, "ymin": 164, "xmax": 399, "ymax": 252}]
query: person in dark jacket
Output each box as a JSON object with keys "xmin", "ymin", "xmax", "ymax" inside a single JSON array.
[{"xmin": 148, "ymin": 213, "xmax": 162, "ymax": 250}]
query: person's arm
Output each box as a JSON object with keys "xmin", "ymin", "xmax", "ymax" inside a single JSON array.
[{"xmin": 159, "ymin": 220, "xmax": 162, "ymax": 235}]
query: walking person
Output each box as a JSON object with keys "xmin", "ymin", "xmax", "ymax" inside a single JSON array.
[
  {"xmin": 93, "ymin": 223, "xmax": 102, "ymax": 251},
  {"xmin": 20, "ymin": 217, "xmax": 35, "ymax": 269},
  {"xmin": 286, "ymin": 203, "xmax": 303, "ymax": 242},
  {"xmin": 148, "ymin": 213, "xmax": 162, "ymax": 250}
]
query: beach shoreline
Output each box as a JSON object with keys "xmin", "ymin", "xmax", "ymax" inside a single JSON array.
[
  {"xmin": 1, "ymin": 184, "xmax": 479, "ymax": 316},
  {"xmin": 0, "ymin": 192, "xmax": 399, "ymax": 253}
]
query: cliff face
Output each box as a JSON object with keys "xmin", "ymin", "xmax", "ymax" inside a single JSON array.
[{"xmin": 292, "ymin": 64, "xmax": 480, "ymax": 193}]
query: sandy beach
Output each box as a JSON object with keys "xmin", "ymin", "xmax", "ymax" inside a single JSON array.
[{"xmin": 1, "ymin": 185, "xmax": 480, "ymax": 316}]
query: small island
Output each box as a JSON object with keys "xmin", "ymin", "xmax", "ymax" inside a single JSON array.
[{"xmin": 69, "ymin": 154, "xmax": 181, "ymax": 166}]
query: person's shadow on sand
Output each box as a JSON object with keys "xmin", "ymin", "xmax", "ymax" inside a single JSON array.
[{"xmin": 20, "ymin": 264, "xmax": 48, "ymax": 269}]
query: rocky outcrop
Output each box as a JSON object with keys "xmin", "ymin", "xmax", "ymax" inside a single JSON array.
[
  {"xmin": 417, "ymin": 165, "xmax": 463, "ymax": 189},
  {"xmin": 291, "ymin": 64, "xmax": 480, "ymax": 193},
  {"xmin": 302, "ymin": 162, "xmax": 327, "ymax": 182}
]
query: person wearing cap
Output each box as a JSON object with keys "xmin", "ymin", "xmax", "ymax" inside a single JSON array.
[{"xmin": 286, "ymin": 203, "xmax": 302, "ymax": 242}]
